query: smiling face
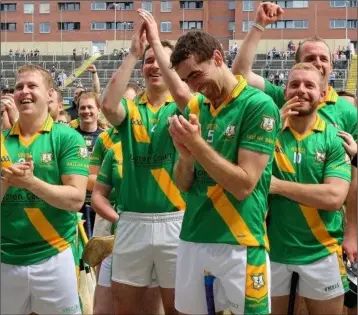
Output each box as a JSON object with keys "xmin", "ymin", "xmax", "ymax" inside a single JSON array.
[
  {"xmin": 78, "ymin": 96, "xmax": 100, "ymax": 124},
  {"xmin": 174, "ymin": 51, "xmax": 224, "ymax": 101},
  {"xmin": 285, "ymin": 68, "xmax": 326, "ymax": 117},
  {"xmin": 297, "ymin": 41, "xmax": 332, "ymax": 83},
  {"xmin": 14, "ymin": 70, "xmax": 52, "ymax": 118},
  {"xmin": 142, "ymin": 46, "xmax": 172, "ymax": 90}
]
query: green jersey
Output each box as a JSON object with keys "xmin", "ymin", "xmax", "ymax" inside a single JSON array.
[
  {"xmin": 90, "ymin": 127, "xmax": 121, "ymax": 167},
  {"xmin": 96, "ymin": 142, "xmax": 123, "ymax": 210},
  {"xmin": 264, "ymin": 80, "xmax": 357, "ymax": 140},
  {"xmin": 1, "ymin": 116, "xmax": 89, "ymax": 266},
  {"xmin": 180, "ymin": 76, "xmax": 280, "ymax": 248},
  {"xmin": 268, "ymin": 115, "xmax": 351, "ymax": 265},
  {"xmin": 116, "ymin": 92, "xmax": 186, "ymax": 213}
]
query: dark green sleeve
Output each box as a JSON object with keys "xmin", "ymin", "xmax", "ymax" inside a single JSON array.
[
  {"xmin": 324, "ymin": 130, "xmax": 351, "ymax": 182},
  {"xmin": 240, "ymin": 92, "xmax": 281, "ymax": 155},
  {"xmin": 89, "ymin": 134, "xmax": 106, "ymax": 166},
  {"xmin": 59, "ymin": 128, "xmax": 89, "ymax": 176},
  {"xmin": 97, "ymin": 149, "xmax": 115, "ymax": 187},
  {"xmin": 264, "ymin": 79, "xmax": 286, "ymax": 109}
]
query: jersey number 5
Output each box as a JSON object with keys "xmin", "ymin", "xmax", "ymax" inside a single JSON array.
[{"xmin": 207, "ymin": 130, "xmax": 214, "ymax": 144}]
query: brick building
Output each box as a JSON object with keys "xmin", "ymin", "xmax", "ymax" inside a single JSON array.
[{"xmin": 0, "ymin": 0, "xmax": 357, "ymax": 54}]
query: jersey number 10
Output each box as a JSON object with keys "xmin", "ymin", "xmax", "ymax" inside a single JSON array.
[{"xmin": 293, "ymin": 152, "xmax": 302, "ymax": 164}]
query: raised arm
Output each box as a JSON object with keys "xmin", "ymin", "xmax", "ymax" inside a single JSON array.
[
  {"xmin": 87, "ymin": 64, "xmax": 101, "ymax": 94},
  {"xmin": 100, "ymin": 25, "xmax": 146, "ymax": 126},
  {"xmin": 138, "ymin": 9, "xmax": 193, "ymax": 112},
  {"xmin": 231, "ymin": 2, "xmax": 283, "ymax": 91}
]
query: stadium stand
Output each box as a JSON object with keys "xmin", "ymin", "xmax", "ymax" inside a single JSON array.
[{"xmin": 0, "ymin": 51, "xmax": 350, "ymax": 97}]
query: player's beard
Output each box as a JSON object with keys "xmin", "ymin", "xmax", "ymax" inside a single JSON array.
[{"xmin": 295, "ymin": 99, "xmax": 319, "ymax": 117}]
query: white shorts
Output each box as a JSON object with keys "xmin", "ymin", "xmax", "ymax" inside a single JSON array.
[
  {"xmin": 175, "ymin": 240, "xmax": 271, "ymax": 315},
  {"xmin": 98, "ymin": 254, "xmax": 113, "ymax": 288},
  {"xmin": 1, "ymin": 247, "xmax": 81, "ymax": 315},
  {"xmin": 92, "ymin": 214, "xmax": 112, "ymax": 237},
  {"xmin": 112, "ymin": 211, "xmax": 183, "ymax": 288},
  {"xmin": 271, "ymin": 251, "xmax": 347, "ymax": 300},
  {"xmin": 98, "ymin": 254, "xmax": 158, "ymax": 288}
]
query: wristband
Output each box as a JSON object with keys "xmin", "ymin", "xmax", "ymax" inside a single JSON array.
[{"xmin": 252, "ymin": 22, "xmax": 265, "ymax": 32}]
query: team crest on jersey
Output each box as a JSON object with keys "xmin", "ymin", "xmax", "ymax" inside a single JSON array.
[
  {"xmin": 78, "ymin": 147, "xmax": 89, "ymax": 158},
  {"xmin": 315, "ymin": 151, "xmax": 326, "ymax": 163},
  {"xmin": 225, "ymin": 125, "xmax": 236, "ymax": 138},
  {"xmin": 251, "ymin": 273, "xmax": 265, "ymax": 290},
  {"xmin": 85, "ymin": 139, "xmax": 92, "ymax": 147},
  {"xmin": 261, "ymin": 116, "xmax": 275, "ymax": 132},
  {"xmin": 41, "ymin": 153, "xmax": 53, "ymax": 163}
]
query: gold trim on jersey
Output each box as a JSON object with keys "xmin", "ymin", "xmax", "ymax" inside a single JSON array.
[
  {"xmin": 10, "ymin": 115, "xmax": 54, "ymax": 147},
  {"xmin": 317, "ymin": 86, "xmax": 339, "ymax": 109},
  {"xmin": 113, "ymin": 142, "xmax": 123, "ymax": 178},
  {"xmin": 207, "ymin": 75, "xmax": 248, "ymax": 117},
  {"xmin": 24, "ymin": 208, "xmax": 71, "ymax": 252},
  {"xmin": 299, "ymin": 205, "xmax": 339, "ymax": 254},
  {"xmin": 138, "ymin": 92, "xmax": 174, "ymax": 114},
  {"xmin": 274, "ymin": 139, "xmax": 295, "ymax": 174},
  {"xmin": 127, "ymin": 100, "xmax": 151, "ymax": 143},
  {"xmin": 101, "ymin": 131, "xmax": 115, "ymax": 149},
  {"xmin": 187, "ymin": 95, "xmax": 201, "ymax": 120},
  {"xmin": 1, "ymin": 133, "xmax": 12, "ymax": 167},
  {"xmin": 283, "ymin": 114, "xmax": 326, "ymax": 142},
  {"xmin": 151, "ymin": 168, "xmax": 186, "ymax": 211},
  {"xmin": 207, "ymin": 185, "xmax": 262, "ymax": 248},
  {"xmin": 246, "ymin": 263, "xmax": 268, "ymax": 302}
]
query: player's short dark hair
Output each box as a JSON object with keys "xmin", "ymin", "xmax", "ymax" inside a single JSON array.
[{"xmin": 170, "ymin": 31, "xmax": 224, "ymax": 69}]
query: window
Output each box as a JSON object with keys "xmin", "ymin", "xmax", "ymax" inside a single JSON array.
[
  {"xmin": 242, "ymin": 20, "xmax": 253, "ymax": 32},
  {"xmin": 24, "ymin": 22, "xmax": 34, "ymax": 33},
  {"xmin": 330, "ymin": 0, "xmax": 347, "ymax": 6},
  {"xmin": 276, "ymin": 1, "xmax": 308, "ymax": 8},
  {"xmin": 0, "ymin": 23, "xmax": 16, "ymax": 31},
  {"xmin": 142, "ymin": 1, "xmax": 153, "ymax": 12},
  {"xmin": 228, "ymin": 0, "xmax": 236, "ymax": 10},
  {"xmin": 347, "ymin": 19, "xmax": 358, "ymax": 28},
  {"xmin": 39, "ymin": 3, "xmax": 50, "ymax": 13},
  {"xmin": 180, "ymin": 20, "xmax": 203, "ymax": 30},
  {"xmin": 39, "ymin": 22, "xmax": 50, "ymax": 33},
  {"xmin": 104, "ymin": 22, "xmax": 134, "ymax": 30},
  {"xmin": 228, "ymin": 21, "xmax": 235, "ymax": 31},
  {"xmin": 91, "ymin": 2, "xmax": 107, "ymax": 10},
  {"xmin": 180, "ymin": 1, "xmax": 203, "ymax": 9},
  {"xmin": 330, "ymin": 19, "xmax": 358, "ymax": 28},
  {"xmin": 91, "ymin": 22, "xmax": 106, "ymax": 30},
  {"xmin": 1, "ymin": 3, "xmax": 17, "ymax": 11},
  {"xmin": 58, "ymin": 2, "xmax": 80, "ymax": 11},
  {"xmin": 106, "ymin": 2, "xmax": 134, "ymax": 10},
  {"xmin": 243, "ymin": 1, "xmax": 254, "ymax": 11},
  {"xmin": 330, "ymin": 0, "xmax": 357, "ymax": 6},
  {"xmin": 161, "ymin": 0, "xmax": 172, "ymax": 12},
  {"xmin": 161, "ymin": 21, "xmax": 172, "ymax": 32},
  {"xmin": 267, "ymin": 20, "xmax": 308, "ymax": 29},
  {"xmin": 24, "ymin": 3, "xmax": 34, "ymax": 14},
  {"xmin": 58, "ymin": 22, "xmax": 81, "ymax": 31}
]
